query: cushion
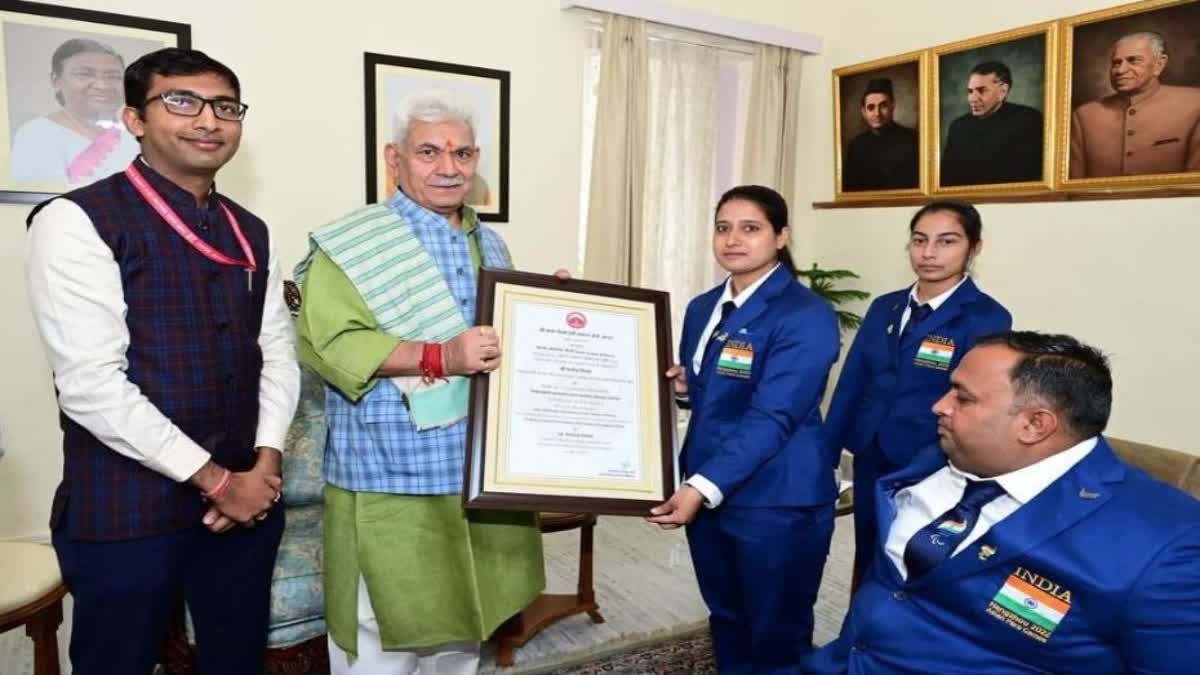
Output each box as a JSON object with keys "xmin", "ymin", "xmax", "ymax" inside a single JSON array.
[
  {"xmin": 0, "ymin": 543, "xmax": 62, "ymax": 614},
  {"xmin": 282, "ymin": 367, "xmax": 327, "ymax": 507}
]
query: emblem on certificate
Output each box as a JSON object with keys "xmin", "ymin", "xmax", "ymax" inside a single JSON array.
[{"xmin": 463, "ymin": 268, "xmax": 678, "ymax": 515}]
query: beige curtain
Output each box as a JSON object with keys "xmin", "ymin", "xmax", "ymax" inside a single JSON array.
[
  {"xmin": 641, "ymin": 37, "xmax": 721, "ymax": 335},
  {"xmin": 741, "ymin": 45, "xmax": 803, "ymax": 205},
  {"xmin": 583, "ymin": 15, "xmax": 648, "ymax": 285}
]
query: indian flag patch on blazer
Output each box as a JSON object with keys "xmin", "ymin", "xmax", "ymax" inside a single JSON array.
[
  {"xmin": 914, "ymin": 336, "xmax": 955, "ymax": 370},
  {"xmin": 985, "ymin": 566, "xmax": 1072, "ymax": 643},
  {"xmin": 717, "ymin": 340, "xmax": 753, "ymax": 378}
]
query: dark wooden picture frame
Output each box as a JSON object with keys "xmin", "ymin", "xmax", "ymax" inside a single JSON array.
[
  {"xmin": 363, "ymin": 52, "xmax": 510, "ymax": 222},
  {"xmin": 464, "ymin": 268, "xmax": 677, "ymax": 515},
  {"xmin": 0, "ymin": 0, "xmax": 190, "ymax": 204}
]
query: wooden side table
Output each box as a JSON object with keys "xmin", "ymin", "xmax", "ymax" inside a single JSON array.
[{"xmin": 493, "ymin": 512, "xmax": 605, "ymax": 667}]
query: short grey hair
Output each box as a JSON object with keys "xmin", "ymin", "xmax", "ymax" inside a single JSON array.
[
  {"xmin": 1115, "ymin": 31, "xmax": 1167, "ymax": 58},
  {"xmin": 392, "ymin": 91, "xmax": 476, "ymax": 146}
]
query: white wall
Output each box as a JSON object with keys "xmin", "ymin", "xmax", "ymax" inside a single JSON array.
[
  {"xmin": 804, "ymin": 0, "xmax": 1200, "ymax": 454},
  {"xmin": 0, "ymin": 1, "xmax": 832, "ymax": 540}
]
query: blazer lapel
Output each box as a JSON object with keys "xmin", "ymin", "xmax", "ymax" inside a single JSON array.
[
  {"xmin": 900, "ymin": 278, "xmax": 980, "ymax": 351},
  {"xmin": 875, "ymin": 446, "xmax": 949, "ymax": 585},
  {"xmin": 686, "ymin": 288, "xmax": 723, "ymax": 371},
  {"xmin": 910, "ymin": 439, "xmax": 1125, "ymax": 589},
  {"xmin": 885, "ymin": 294, "xmax": 907, "ymax": 364},
  {"xmin": 701, "ymin": 266, "xmax": 790, "ymax": 372}
]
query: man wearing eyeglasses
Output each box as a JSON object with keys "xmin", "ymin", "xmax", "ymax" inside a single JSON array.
[
  {"xmin": 26, "ymin": 48, "xmax": 299, "ymax": 675},
  {"xmin": 294, "ymin": 92, "xmax": 544, "ymax": 674}
]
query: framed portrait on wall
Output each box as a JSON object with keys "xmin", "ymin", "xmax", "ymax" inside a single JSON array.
[
  {"xmin": 1059, "ymin": 0, "xmax": 1200, "ymax": 189},
  {"xmin": 364, "ymin": 52, "xmax": 510, "ymax": 222},
  {"xmin": 932, "ymin": 23, "xmax": 1057, "ymax": 194},
  {"xmin": 833, "ymin": 51, "xmax": 927, "ymax": 199},
  {"xmin": 0, "ymin": 1, "xmax": 189, "ymax": 204}
]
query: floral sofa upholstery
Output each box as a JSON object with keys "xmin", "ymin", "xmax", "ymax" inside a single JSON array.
[{"xmin": 266, "ymin": 364, "xmax": 327, "ymax": 649}]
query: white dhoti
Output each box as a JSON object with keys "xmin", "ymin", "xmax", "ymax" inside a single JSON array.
[{"xmin": 328, "ymin": 576, "xmax": 482, "ymax": 675}]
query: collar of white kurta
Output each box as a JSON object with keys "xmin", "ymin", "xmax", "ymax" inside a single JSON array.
[{"xmin": 295, "ymin": 203, "xmax": 468, "ymax": 430}]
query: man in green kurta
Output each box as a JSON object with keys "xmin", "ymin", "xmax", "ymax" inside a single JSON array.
[{"xmin": 295, "ymin": 92, "xmax": 543, "ymax": 674}]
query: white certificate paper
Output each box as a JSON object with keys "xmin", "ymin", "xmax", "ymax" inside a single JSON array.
[
  {"xmin": 503, "ymin": 301, "xmax": 642, "ymax": 482},
  {"xmin": 467, "ymin": 271, "xmax": 674, "ymax": 513}
]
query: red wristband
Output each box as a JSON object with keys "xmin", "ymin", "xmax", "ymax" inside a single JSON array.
[{"xmin": 203, "ymin": 468, "xmax": 232, "ymax": 500}]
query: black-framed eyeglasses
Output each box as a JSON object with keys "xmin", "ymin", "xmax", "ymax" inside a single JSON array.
[{"xmin": 144, "ymin": 90, "xmax": 249, "ymax": 121}]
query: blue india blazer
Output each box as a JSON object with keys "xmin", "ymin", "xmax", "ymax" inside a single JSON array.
[
  {"xmin": 802, "ymin": 437, "xmax": 1200, "ymax": 674},
  {"xmin": 678, "ymin": 265, "xmax": 841, "ymax": 507},
  {"xmin": 824, "ymin": 278, "xmax": 1011, "ymax": 467}
]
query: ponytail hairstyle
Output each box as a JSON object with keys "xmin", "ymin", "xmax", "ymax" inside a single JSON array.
[{"xmin": 715, "ymin": 184, "xmax": 798, "ymax": 275}]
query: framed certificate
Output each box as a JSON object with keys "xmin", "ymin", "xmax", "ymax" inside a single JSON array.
[{"xmin": 464, "ymin": 268, "xmax": 678, "ymax": 515}]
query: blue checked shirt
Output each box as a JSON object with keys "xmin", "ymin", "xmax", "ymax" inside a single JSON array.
[{"xmin": 322, "ymin": 190, "xmax": 512, "ymax": 494}]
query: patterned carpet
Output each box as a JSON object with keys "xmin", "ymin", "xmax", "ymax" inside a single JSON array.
[
  {"xmin": 539, "ymin": 629, "xmax": 715, "ymax": 675},
  {"xmin": 485, "ymin": 514, "xmax": 853, "ymax": 674}
]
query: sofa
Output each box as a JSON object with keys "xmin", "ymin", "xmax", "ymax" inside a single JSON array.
[{"xmin": 1108, "ymin": 436, "xmax": 1200, "ymax": 498}]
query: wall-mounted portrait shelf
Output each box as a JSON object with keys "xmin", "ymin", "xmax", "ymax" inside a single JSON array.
[
  {"xmin": 813, "ymin": 186, "xmax": 1200, "ymax": 209},
  {"xmin": 824, "ymin": 0, "xmax": 1200, "ymax": 207}
]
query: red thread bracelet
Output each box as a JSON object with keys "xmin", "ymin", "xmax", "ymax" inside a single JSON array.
[
  {"xmin": 431, "ymin": 342, "xmax": 446, "ymax": 379},
  {"xmin": 203, "ymin": 468, "xmax": 232, "ymax": 500},
  {"xmin": 421, "ymin": 342, "xmax": 446, "ymax": 383},
  {"xmin": 420, "ymin": 342, "xmax": 433, "ymax": 382}
]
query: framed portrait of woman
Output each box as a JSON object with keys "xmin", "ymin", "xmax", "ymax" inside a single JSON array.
[{"xmin": 0, "ymin": 1, "xmax": 189, "ymax": 204}]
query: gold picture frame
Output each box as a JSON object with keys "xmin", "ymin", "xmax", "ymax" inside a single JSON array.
[
  {"xmin": 931, "ymin": 22, "xmax": 1059, "ymax": 195},
  {"xmin": 832, "ymin": 50, "xmax": 928, "ymax": 200},
  {"xmin": 1058, "ymin": 0, "xmax": 1200, "ymax": 190}
]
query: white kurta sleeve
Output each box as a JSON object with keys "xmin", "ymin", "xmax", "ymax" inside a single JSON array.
[{"xmin": 253, "ymin": 239, "xmax": 300, "ymax": 451}]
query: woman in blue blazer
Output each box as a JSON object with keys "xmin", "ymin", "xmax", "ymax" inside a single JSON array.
[
  {"xmin": 824, "ymin": 200, "xmax": 1012, "ymax": 587},
  {"xmin": 649, "ymin": 185, "xmax": 841, "ymax": 675}
]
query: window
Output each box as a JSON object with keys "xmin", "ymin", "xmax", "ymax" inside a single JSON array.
[{"xmin": 577, "ymin": 20, "xmax": 753, "ymax": 345}]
